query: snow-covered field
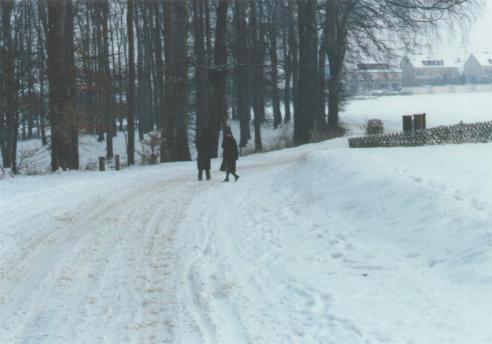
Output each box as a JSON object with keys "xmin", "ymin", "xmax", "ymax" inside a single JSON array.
[
  {"xmin": 342, "ymin": 91, "xmax": 492, "ymax": 135},
  {"xmin": 1, "ymin": 135, "xmax": 491, "ymax": 343}
]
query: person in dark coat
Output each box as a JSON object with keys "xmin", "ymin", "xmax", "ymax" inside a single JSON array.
[
  {"xmin": 221, "ymin": 130, "xmax": 239, "ymax": 182},
  {"xmin": 196, "ymin": 133, "xmax": 211, "ymax": 181}
]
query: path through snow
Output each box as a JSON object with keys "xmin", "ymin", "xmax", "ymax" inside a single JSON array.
[{"xmin": 1, "ymin": 139, "xmax": 491, "ymax": 343}]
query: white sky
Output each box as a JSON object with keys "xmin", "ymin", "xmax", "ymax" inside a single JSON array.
[
  {"xmin": 468, "ymin": 1, "xmax": 492, "ymax": 52},
  {"xmin": 431, "ymin": 0, "xmax": 492, "ymax": 60}
]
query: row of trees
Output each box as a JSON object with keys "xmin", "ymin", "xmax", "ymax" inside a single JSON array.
[{"xmin": 0, "ymin": 0, "xmax": 475, "ymax": 173}]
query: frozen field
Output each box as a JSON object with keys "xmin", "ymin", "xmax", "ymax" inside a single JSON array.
[
  {"xmin": 342, "ymin": 91, "xmax": 492, "ymax": 134},
  {"xmin": 1, "ymin": 136, "xmax": 491, "ymax": 343}
]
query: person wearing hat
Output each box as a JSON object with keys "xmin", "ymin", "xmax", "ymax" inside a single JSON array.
[{"xmin": 221, "ymin": 130, "xmax": 240, "ymax": 182}]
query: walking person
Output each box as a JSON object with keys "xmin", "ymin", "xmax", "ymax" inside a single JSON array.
[
  {"xmin": 221, "ymin": 130, "xmax": 240, "ymax": 182},
  {"xmin": 196, "ymin": 132, "xmax": 211, "ymax": 181}
]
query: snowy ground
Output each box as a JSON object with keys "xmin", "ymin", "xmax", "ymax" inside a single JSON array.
[
  {"xmin": 342, "ymin": 91, "xmax": 492, "ymax": 135},
  {"xmin": 1, "ymin": 136, "xmax": 491, "ymax": 343}
]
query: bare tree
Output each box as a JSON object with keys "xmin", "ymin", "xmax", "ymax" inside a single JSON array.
[
  {"xmin": 193, "ymin": 0, "xmax": 209, "ymax": 137},
  {"xmin": 0, "ymin": 0, "xmax": 479, "ymax": 174},
  {"xmin": 1, "ymin": 0, "xmax": 18, "ymax": 172},
  {"xmin": 233, "ymin": 0, "xmax": 251, "ymax": 148},
  {"xmin": 294, "ymin": 0, "xmax": 318, "ymax": 144},
  {"xmin": 48, "ymin": 0, "xmax": 77, "ymax": 171},
  {"xmin": 249, "ymin": 0, "xmax": 263, "ymax": 151},
  {"xmin": 208, "ymin": 0, "xmax": 229, "ymax": 158},
  {"xmin": 174, "ymin": 0, "xmax": 191, "ymax": 161},
  {"xmin": 326, "ymin": 0, "xmax": 476, "ymax": 130},
  {"xmin": 265, "ymin": 0, "xmax": 283, "ymax": 129},
  {"xmin": 127, "ymin": 0, "xmax": 135, "ymax": 165},
  {"xmin": 66, "ymin": 0, "xmax": 79, "ymax": 169}
]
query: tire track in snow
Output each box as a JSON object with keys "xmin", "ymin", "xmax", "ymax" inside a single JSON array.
[
  {"xmin": 1, "ymin": 145, "xmax": 340, "ymax": 343},
  {"xmin": 184, "ymin": 205, "xmax": 217, "ymax": 344},
  {"xmin": 180, "ymin": 184, "xmax": 255, "ymax": 344},
  {"xmin": 0, "ymin": 177, "xmax": 196, "ymax": 343}
]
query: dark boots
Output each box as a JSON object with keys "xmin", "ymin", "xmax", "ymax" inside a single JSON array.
[
  {"xmin": 198, "ymin": 170, "xmax": 211, "ymax": 181},
  {"xmin": 223, "ymin": 172, "xmax": 239, "ymax": 182}
]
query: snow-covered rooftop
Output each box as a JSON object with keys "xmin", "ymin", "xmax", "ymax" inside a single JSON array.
[
  {"xmin": 405, "ymin": 55, "xmax": 461, "ymax": 69},
  {"xmin": 470, "ymin": 52, "xmax": 492, "ymax": 66}
]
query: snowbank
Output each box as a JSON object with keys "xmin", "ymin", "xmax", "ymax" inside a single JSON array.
[
  {"xmin": 1, "ymin": 138, "xmax": 491, "ymax": 343},
  {"xmin": 270, "ymin": 142, "xmax": 492, "ymax": 342}
]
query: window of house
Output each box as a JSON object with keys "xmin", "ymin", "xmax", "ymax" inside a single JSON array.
[{"xmin": 422, "ymin": 60, "xmax": 444, "ymax": 66}]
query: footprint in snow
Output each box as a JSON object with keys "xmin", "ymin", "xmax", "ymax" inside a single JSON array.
[
  {"xmin": 453, "ymin": 192, "xmax": 464, "ymax": 201},
  {"xmin": 332, "ymin": 252, "xmax": 343, "ymax": 259},
  {"xmin": 471, "ymin": 198, "xmax": 486, "ymax": 211}
]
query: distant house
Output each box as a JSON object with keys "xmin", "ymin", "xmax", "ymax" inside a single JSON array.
[
  {"xmin": 463, "ymin": 52, "xmax": 492, "ymax": 83},
  {"xmin": 400, "ymin": 56, "xmax": 461, "ymax": 86},
  {"xmin": 351, "ymin": 63, "xmax": 402, "ymax": 94}
]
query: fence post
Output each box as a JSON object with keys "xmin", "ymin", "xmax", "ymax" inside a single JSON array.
[
  {"xmin": 413, "ymin": 113, "xmax": 426, "ymax": 131},
  {"xmin": 115, "ymin": 155, "xmax": 120, "ymax": 171},
  {"xmin": 99, "ymin": 157, "xmax": 106, "ymax": 171},
  {"xmin": 403, "ymin": 115, "xmax": 413, "ymax": 133}
]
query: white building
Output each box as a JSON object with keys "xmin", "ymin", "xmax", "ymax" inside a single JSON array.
[
  {"xmin": 400, "ymin": 56, "xmax": 461, "ymax": 86},
  {"xmin": 463, "ymin": 52, "xmax": 492, "ymax": 83}
]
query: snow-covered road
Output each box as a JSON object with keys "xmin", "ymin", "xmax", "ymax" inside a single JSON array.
[{"xmin": 1, "ymin": 139, "xmax": 491, "ymax": 343}]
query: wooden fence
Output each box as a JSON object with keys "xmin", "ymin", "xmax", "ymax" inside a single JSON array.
[{"xmin": 349, "ymin": 121, "xmax": 492, "ymax": 148}]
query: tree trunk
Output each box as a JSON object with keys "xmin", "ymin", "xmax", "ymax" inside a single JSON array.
[
  {"xmin": 316, "ymin": 9, "xmax": 328, "ymax": 131},
  {"xmin": 153, "ymin": 2, "xmax": 164, "ymax": 134},
  {"xmin": 66, "ymin": 0, "xmax": 79, "ymax": 169},
  {"xmin": 1, "ymin": 0, "xmax": 17, "ymax": 172},
  {"xmin": 287, "ymin": 0, "xmax": 298, "ymax": 124},
  {"xmin": 208, "ymin": 0, "xmax": 229, "ymax": 158},
  {"xmin": 48, "ymin": 0, "xmax": 74, "ymax": 171},
  {"xmin": 103, "ymin": 0, "xmax": 113, "ymax": 159},
  {"xmin": 37, "ymin": 0, "xmax": 48, "ymax": 146},
  {"xmin": 174, "ymin": 1, "xmax": 190, "ymax": 161},
  {"xmin": 249, "ymin": 0, "xmax": 263, "ymax": 151},
  {"xmin": 268, "ymin": 2, "xmax": 282, "ymax": 129},
  {"xmin": 234, "ymin": 0, "xmax": 251, "ymax": 148},
  {"xmin": 193, "ymin": 0, "xmax": 209, "ymax": 138},
  {"xmin": 127, "ymin": 0, "xmax": 135, "ymax": 165},
  {"xmin": 281, "ymin": 13, "xmax": 292, "ymax": 123},
  {"xmin": 326, "ymin": 0, "xmax": 348, "ymax": 130},
  {"xmin": 294, "ymin": 0, "xmax": 317, "ymax": 145},
  {"xmin": 162, "ymin": 0, "xmax": 176, "ymax": 161},
  {"xmin": 135, "ymin": 2, "xmax": 144, "ymax": 141}
]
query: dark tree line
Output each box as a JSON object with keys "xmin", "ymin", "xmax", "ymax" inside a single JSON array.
[{"xmin": 0, "ymin": 0, "xmax": 475, "ymax": 173}]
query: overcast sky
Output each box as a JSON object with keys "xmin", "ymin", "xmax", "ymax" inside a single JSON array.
[
  {"xmin": 433, "ymin": 1, "xmax": 492, "ymax": 60},
  {"xmin": 468, "ymin": 1, "xmax": 492, "ymax": 52}
]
